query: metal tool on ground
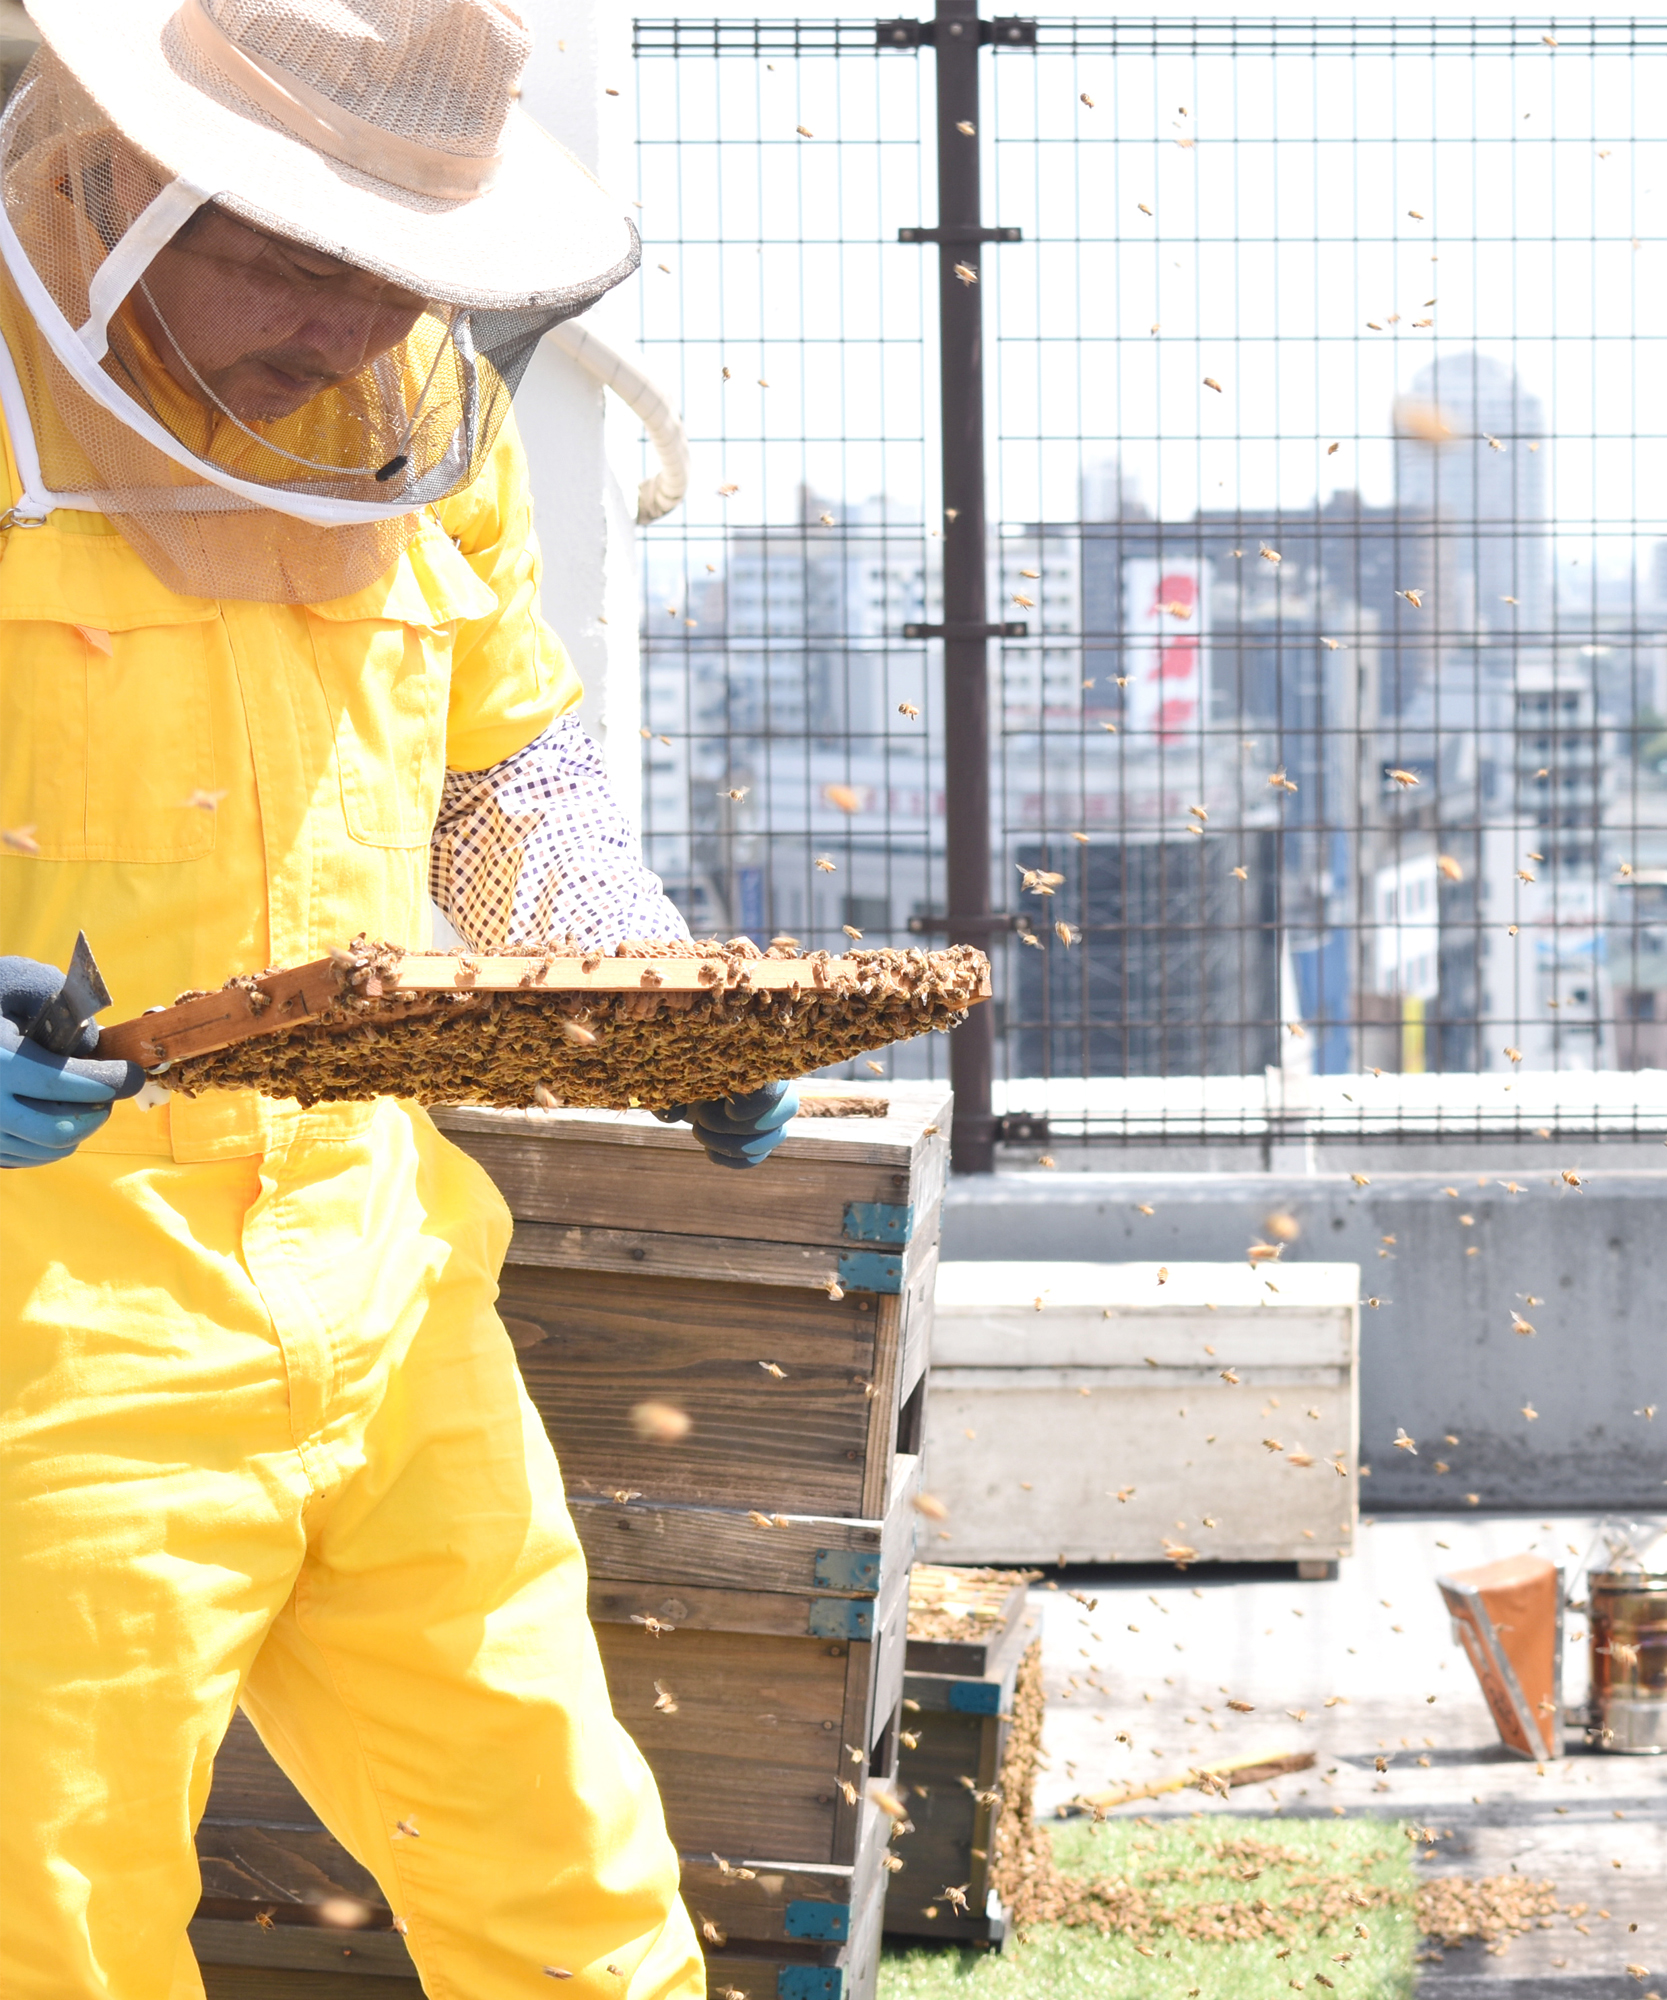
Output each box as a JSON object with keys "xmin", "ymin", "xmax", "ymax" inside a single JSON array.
[
  {"xmin": 1437, "ymin": 1553, "xmax": 1562, "ymax": 1759},
  {"xmin": 1061, "ymin": 1748, "xmax": 1318, "ymax": 1816}
]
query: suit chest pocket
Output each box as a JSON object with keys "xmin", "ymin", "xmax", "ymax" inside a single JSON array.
[
  {"xmin": 1, "ymin": 618, "xmax": 218, "ymax": 863},
  {"xmin": 309, "ymin": 616, "xmax": 454, "ymax": 850}
]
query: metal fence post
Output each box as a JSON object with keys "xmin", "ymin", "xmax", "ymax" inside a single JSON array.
[
  {"xmin": 935, "ymin": 0, "xmax": 995, "ymax": 1173},
  {"xmin": 894, "ymin": 1, "xmax": 1031, "ymax": 1170}
]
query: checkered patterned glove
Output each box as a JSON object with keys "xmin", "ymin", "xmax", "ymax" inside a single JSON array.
[{"xmin": 431, "ymin": 717, "xmax": 689, "ymax": 951}]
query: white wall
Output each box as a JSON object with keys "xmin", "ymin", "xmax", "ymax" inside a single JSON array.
[{"xmin": 514, "ymin": 0, "xmax": 645, "ymax": 818}]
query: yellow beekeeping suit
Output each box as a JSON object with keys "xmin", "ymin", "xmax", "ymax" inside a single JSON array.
[{"xmin": 0, "ymin": 327, "xmax": 704, "ymax": 2000}]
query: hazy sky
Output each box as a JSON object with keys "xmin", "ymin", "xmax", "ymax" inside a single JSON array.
[{"xmin": 630, "ymin": 5, "xmax": 1663, "ymax": 586}]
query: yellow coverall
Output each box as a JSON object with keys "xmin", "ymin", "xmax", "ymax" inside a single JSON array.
[{"xmin": 0, "ymin": 388, "xmax": 704, "ymax": 2000}]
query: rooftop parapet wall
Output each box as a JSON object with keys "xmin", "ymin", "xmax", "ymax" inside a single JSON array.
[{"xmin": 941, "ymin": 1171, "xmax": 1667, "ymax": 1513}]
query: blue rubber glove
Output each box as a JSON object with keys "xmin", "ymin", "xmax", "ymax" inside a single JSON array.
[
  {"xmin": 654, "ymin": 1081, "xmax": 800, "ymax": 1170},
  {"xmin": 0, "ymin": 956, "xmax": 146, "ymax": 1168}
]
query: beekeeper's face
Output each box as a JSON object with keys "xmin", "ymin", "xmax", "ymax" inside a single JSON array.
[{"xmin": 130, "ymin": 205, "xmax": 428, "ymax": 423}]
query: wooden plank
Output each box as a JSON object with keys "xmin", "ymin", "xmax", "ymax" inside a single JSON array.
[
  {"xmin": 99, "ymin": 962, "xmax": 352, "ymax": 1066},
  {"xmin": 598, "ymin": 1625, "xmax": 849, "ymax": 1771},
  {"xmin": 436, "ymin": 1081, "xmax": 952, "ymax": 1172},
  {"xmin": 921, "ymin": 1372, "xmax": 1358, "ymax": 1566},
  {"xmin": 573, "ymin": 1455, "xmax": 919, "ymax": 1602},
  {"xmin": 877, "ymin": 1456, "xmax": 924, "ymax": 1603},
  {"xmin": 505, "ymin": 1266, "xmax": 877, "ymax": 1517},
  {"xmin": 455, "ymin": 1127, "xmax": 918, "ymax": 1248},
  {"xmin": 832, "ymin": 1584, "xmax": 909, "ymax": 1867},
  {"xmin": 902, "ymin": 1573, "xmax": 1032, "ymax": 1679},
  {"xmin": 932, "ymin": 1315, "xmax": 1357, "ymax": 1371},
  {"xmin": 201, "ymin": 1971, "xmax": 423, "ymax": 2000},
  {"xmin": 102, "ymin": 961, "xmax": 987, "ymax": 1070},
  {"xmin": 902, "ymin": 1605, "xmax": 1032, "ymax": 1686},
  {"xmin": 196, "ymin": 1824, "xmax": 382, "ymax": 1916},
  {"xmin": 628, "ymin": 1746, "xmax": 844, "ymax": 1866},
  {"xmin": 506, "ymin": 1214, "xmax": 940, "ymax": 1299},
  {"xmin": 883, "ymin": 1900, "xmax": 1002, "ymax": 1947},
  {"xmin": 189, "ymin": 1918, "xmax": 413, "ymax": 1977},
  {"xmin": 859, "ymin": 1292, "xmax": 905, "ymax": 1518},
  {"xmin": 432, "ymin": 1088, "xmax": 952, "ymax": 1263},
  {"xmin": 571, "ymin": 1493, "xmax": 883, "ymax": 1597},
  {"xmin": 680, "ymin": 1795, "xmax": 889, "ymax": 1944},
  {"xmin": 841, "ymin": 1860, "xmax": 889, "ymax": 2000},
  {"xmin": 379, "ymin": 952, "xmax": 990, "ymax": 999},
  {"xmin": 203, "ymin": 1712, "xmax": 323, "ymax": 1830},
  {"xmin": 887, "ymin": 1699, "xmax": 1010, "ymax": 1937},
  {"xmin": 598, "ymin": 1607, "xmax": 905, "ymax": 1867},
  {"xmin": 509, "ymin": 1219, "xmax": 846, "ymax": 1289},
  {"xmin": 590, "ymin": 1580, "xmax": 871, "ymax": 1640},
  {"xmin": 194, "ymin": 1818, "xmax": 892, "ymax": 1960},
  {"xmin": 706, "ymin": 1859, "xmax": 887, "ymax": 2000},
  {"xmin": 895, "ymin": 1243, "xmax": 939, "ymax": 1415},
  {"xmin": 935, "ymin": 1258, "xmax": 1362, "ymax": 1320},
  {"xmin": 596, "ymin": 1625, "xmax": 852, "ymax": 1860}
]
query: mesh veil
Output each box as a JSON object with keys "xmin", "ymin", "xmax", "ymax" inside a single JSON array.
[{"xmin": 1, "ymin": 48, "xmax": 572, "ymax": 603}]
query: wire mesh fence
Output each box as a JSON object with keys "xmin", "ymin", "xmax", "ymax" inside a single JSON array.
[{"xmin": 632, "ymin": 13, "xmax": 1667, "ymax": 1147}]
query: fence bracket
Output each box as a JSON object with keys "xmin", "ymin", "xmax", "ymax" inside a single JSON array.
[
  {"xmin": 876, "ymin": 16, "xmax": 1038, "ymax": 46},
  {"xmin": 898, "ymin": 224, "xmax": 1022, "ymax": 244},
  {"xmin": 907, "ymin": 913, "xmax": 1022, "ymax": 935},
  {"xmin": 903, "ymin": 620, "xmax": 1027, "ymax": 639}
]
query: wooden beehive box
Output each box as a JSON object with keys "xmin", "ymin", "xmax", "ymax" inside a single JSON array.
[
  {"xmin": 192, "ymin": 1085, "xmax": 950, "ymax": 2000},
  {"xmin": 921, "ymin": 1263, "xmax": 1360, "ymax": 1574},
  {"xmin": 884, "ymin": 1568, "xmax": 1036, "ymax": 1948}
]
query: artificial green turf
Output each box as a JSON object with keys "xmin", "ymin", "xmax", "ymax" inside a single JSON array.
[{"xmin": 879, "ymin": 1816, "xmax": 1419, "ymax": 1999}]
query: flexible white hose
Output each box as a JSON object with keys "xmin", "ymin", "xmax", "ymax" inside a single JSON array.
[{"xmin": 548, "ymin": 319, "xmax": 689, "ymax": 525}]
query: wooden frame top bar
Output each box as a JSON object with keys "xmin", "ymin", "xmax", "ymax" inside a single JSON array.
[{"xmin": 97, "ymin": 950, "xmax": 992, "ymax": 1069}]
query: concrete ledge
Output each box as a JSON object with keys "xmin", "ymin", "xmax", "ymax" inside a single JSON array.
[{"xmin": 941, "ymin": 1173, "xmax": 1667, "ymax": 1511}]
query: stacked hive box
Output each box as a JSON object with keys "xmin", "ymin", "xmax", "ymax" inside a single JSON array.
[
  {"xmin": 883, "ymin": 1568, "xmax": 1035, "ymax": 1948},
  {"xmin": 190, "ymin": 1084, "xmax": 950, "ymax": 2000},
  {"xmin": 922, "ymin": 1263, "xmax": 1360, "ymax": 1574}
]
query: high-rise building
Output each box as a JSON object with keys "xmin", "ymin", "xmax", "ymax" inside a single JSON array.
[
  {"xmin": 1394, "ymin": 351, "xmax": 1549, "ymax": 635},
  {"xmin": 640, "ymin": 492, "xmax": 939, "ymax": 947}
]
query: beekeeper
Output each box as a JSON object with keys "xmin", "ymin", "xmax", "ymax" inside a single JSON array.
[{"xmin": 0, "ymin": 3, "xmax": 795, "ymax": 1994}]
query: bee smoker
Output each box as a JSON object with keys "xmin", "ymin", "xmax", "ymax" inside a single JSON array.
[
  {"xmin": 1437, "ymin": 1553, "xmax": 1562, "ymax": 1759},
  {"xmin": 1579, "ymin": 1518, "xmax": 1667, "ymax": 1754}
]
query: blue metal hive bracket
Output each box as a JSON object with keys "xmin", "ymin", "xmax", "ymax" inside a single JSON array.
[
  {"xmin": 783, "ymin": 1900, "xmax": 852, "ymax": 1942},
  {"xmin": 779, "ymin": 1970, "xmax": 842, "ymax": 2000},
  {"xmin": 813, "ymin": 1548, "xmax": 882, "ymax": 1594},
  {"xmin": 807, "ymin": 1597, "xmax": 876, "ymax": 1641},
  {"xmin": 836, "ymin": 1250, "xmax": 904, "ymax": 1294},
  {"xmin": 843, "ymin": 1200, "xmax": 915, "ymax": 1245}
]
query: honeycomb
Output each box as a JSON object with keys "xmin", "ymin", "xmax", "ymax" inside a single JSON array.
[{"xmin": 154, "ymin": 937, "xmax": 987, "ymax": 1111}]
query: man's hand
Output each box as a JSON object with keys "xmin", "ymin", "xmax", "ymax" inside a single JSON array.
[
  {"xmin": 654, "ymin": 1082, "xmax": 799, "ymax": 1170},
  {"xmin": 0, "ymin": 958, "xmax": 146, "ymax": 1168}
]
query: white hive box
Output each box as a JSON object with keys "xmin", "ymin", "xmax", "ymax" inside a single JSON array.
[{"xmin": 922, "ymin": 1263, "xmax": 1360, "ymax": 1573}]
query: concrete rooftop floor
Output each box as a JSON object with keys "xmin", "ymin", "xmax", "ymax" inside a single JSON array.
[{"xmin": 1022, "ymin": 1512, "xmax": 1665, "ymax": 1998}]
